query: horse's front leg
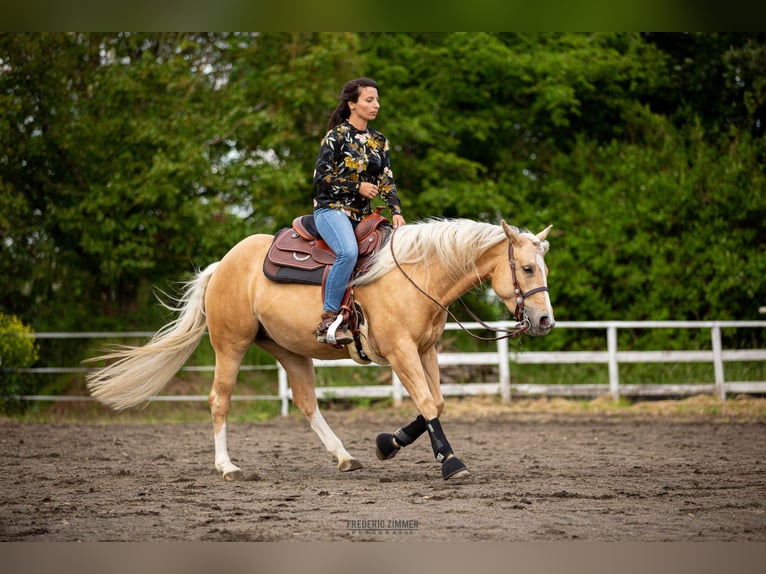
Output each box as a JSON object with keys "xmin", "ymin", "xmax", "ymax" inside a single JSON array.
[
  {"xmin": 381, "ymin": 345, "xmax": 469, "ymax": 480},
  {"xmin": 377, "ymin": 413, "xmax": 469, "ymax": 480},
  {"xmin": 375, "ymin": 346, "xmax": 437, "ymax": 459},
  {"xmin": 375, "ymin": 414, "xmax": 428, "ymax": 460}
]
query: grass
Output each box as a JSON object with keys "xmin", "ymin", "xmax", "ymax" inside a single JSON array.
[
  {"xmin": 5, "ymin": 387, "xmax": 766, "ymax": 425},
  {"xmin": 505, "ymin": 361, "xmax": 765, "ymax": 387}
]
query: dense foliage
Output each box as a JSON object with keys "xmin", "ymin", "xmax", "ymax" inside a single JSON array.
[{"xmin": 2, "ymin": 33, "xmax": 764, "ymax": 346}]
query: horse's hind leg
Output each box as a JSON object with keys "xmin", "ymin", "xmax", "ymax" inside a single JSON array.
[
  {"xmin": 208, "ymin": 348, "xmax": 249, "ymax": 481},
  {"xmin": 290, "ymin": 360, "xmax": 363, "ymax": 472},
  {"xmin": 260, "ymin": 342, "xmax": 362, "ymax": 472}
]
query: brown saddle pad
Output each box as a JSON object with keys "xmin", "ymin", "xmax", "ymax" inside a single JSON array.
[{"xmin": 263, "ymin": 210, "xmax": 392, "ymax": 285}]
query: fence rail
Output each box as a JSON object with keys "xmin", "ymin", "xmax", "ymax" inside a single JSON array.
[{"xmin": 4, "ymin": 320, "xmax": 765, "ymax": 416}]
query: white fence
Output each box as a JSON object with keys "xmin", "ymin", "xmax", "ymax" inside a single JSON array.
[{"xmin": 5, "ymin": 320, "xmax": 766, "ymax": 416}]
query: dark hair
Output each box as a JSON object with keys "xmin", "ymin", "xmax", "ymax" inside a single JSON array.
[{"xmin": 328, "ymin": 77, "xmax": 379, "ymax": 130}]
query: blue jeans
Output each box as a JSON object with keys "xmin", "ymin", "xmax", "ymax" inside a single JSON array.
[{"xmin": 313, "ymin": 208, "xmax": 358, "ymax": 312}]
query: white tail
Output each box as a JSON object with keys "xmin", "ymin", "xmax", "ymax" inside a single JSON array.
[{"xmin": 86, "ymin": 262, "xmax": 219, "ymax": 410}]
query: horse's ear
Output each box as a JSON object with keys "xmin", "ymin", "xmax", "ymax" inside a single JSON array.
[
  {"xmin": 537, "ymin": 225, "xmax": 553, "ymax": 254},
  {"xmin": 537, "ymin": 225, "xmax": 553, "ymax": 241},
  {"xmin": 501, "ymin": 220, "xmax": 519, "ymax": 242}
]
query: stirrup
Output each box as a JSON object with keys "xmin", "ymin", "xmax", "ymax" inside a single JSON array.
[
  {"xmin": 325, "ymin": 313, "xmax": 348, "ymax": 345},
  {"xmin": 316, "ymin": 313, "xmax": 353, "ymax": 345}
]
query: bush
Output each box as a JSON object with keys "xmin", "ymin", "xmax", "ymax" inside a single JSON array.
[{"xmin": 0, "ymin": 312, "xmax": 40, "ymax": 413}]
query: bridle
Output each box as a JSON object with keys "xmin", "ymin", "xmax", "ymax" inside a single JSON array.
[
  {"xmin": 389, "ymin": 227, "xmax": 550, "ymax": 342},
  {"xmin": 507, "ymin": 241, "xmax": 550, "ymax": 326}
]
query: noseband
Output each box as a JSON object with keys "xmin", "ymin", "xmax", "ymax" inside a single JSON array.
[{"xmin": 389, "ymin": 227, "xmax": 549, "ymax": 342}]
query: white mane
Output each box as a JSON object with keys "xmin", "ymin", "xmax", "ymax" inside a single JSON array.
[{"xmin": 354, "ymin": 218, "xmax": 510, "ymax": 286}]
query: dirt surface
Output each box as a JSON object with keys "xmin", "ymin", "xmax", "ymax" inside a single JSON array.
[{"xmin": 1, "ymin": 407, "xmax": 765, "ymax": 542}]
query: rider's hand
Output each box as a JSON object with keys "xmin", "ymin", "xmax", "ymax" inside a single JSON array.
[{"xmin": 359, "ymin": 182, "xmax": 379, "ymax": 199}]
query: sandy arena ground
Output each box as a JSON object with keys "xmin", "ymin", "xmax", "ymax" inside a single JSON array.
[{"xmin": 1, "ymin": 398, "xmax": 764, "ymax": 542}]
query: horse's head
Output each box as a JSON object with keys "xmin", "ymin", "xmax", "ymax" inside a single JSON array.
[{"xmin": 492, "ymin": 221, "xmax": 555, "ymax": 337}]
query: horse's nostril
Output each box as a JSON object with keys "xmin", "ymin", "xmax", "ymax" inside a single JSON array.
[{"xmin": 539, "ymin": 316, "xmax": 552, "ymax": 328}]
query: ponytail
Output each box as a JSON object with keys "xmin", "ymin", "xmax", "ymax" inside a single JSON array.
[{"xmin": 328, "ymin": 101, "xmax": 350, "ymax": 130}]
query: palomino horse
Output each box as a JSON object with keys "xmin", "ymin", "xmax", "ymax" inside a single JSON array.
[{"xmin": 87, "ymin": 218, "xmax": 554, "ymax": 480}]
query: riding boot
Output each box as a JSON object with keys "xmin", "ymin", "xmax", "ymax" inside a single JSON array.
[{"xmin": 315, "ymin": 311, "xmax": 354, "ymax": 345}]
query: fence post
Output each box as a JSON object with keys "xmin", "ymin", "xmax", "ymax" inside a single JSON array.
[
  {"xmin": 391, "ymin": 370, "xmax": 404, "ymax": 406},
  {"xmin": 607, "ymin": 324, "xmax": 620, "ymax": 400},
  {"xmin": 497, "ymin": 336, "xmax": 511, "ymax": 403},
  {"xmin": 278, "ymin": 364, "xmax": 290, "ymax": 416},
  {"xmin": 711, "ymin": 324, "xmax": 726, "ymax": 401}
]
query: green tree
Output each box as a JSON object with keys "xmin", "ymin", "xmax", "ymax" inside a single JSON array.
[
  {"xmin": 212, "ymin": 32, "xmax": 365, "ymax": 228},
  {"xmin": 361, "ymin": 33, "xmax": 669, "ymax": 221},
  {"xmin": 1, "ymin": 33, "xmax": 242, "ymax": 325},
  {"xmin": 1, "ymin": 32, "xmax": 764, "ymax": 344},
  {"xmin": 642, "ymin": 33, "xmax": 766, "ymax": 139},
  {"xmin": 360, "ymin": 33, "xmax": 765, "ymax": 336},
  {"xmin": 1, "ymin": 33, "xmax": 369, "ymax": 330}
]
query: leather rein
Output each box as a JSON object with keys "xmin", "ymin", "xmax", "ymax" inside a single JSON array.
[{"xmin": 388, "ymin": 226, "xmax": 549, "ymax": 342}]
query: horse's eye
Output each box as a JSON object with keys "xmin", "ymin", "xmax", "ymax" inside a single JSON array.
[{"xmin": 522, "ymin": 266, "xmax": 534, "ymax": 274}]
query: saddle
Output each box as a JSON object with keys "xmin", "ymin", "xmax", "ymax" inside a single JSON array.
[
  {"xmin": 263, "ymin": 206, "xmax": 392, "ymax": 286},
  {"xmin": 262, "ymin": 207, "xmax": 393, "ymax": 363}
]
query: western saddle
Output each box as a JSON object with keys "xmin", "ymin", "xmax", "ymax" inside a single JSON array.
[
  {"xmin": 262, "ymin": 207, "xmax": 393, "ymax": 361},
  {"xmin": 263, "ymin": 206, "xmax": 392, "ymax": 286}
]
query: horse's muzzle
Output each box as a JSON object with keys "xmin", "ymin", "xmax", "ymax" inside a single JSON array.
[{"xmin": 527, "ymin": 313, "xmax": 555, "ymax": 337}]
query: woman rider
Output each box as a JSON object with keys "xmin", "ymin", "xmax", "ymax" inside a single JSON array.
[{"xmin": 312, "ymin": 78, "xmax": 406, "ymax": 344}]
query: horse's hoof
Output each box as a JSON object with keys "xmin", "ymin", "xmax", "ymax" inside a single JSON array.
[
  {"xmin": 375, "ymin": 433, "xmax": 400, "ymax": 460},
  {"xmin": 339, "ymin": 458, "xmax": 363, "ymax": 472},
  {"xmin": 447, "ymin": 468, "xmax": 470, "ymax": 480},
  {"xmin": 223, "ymin": 470, "xmax": 244, "ymax": 481},
  {"xmin": 442, "ymin": 456, "xmax": 470, "ymax": 480}
]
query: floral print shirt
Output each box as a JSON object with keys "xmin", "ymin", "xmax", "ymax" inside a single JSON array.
[{"xmin": 313, "ymin": 120, "xmax": 402, "ymax": 222}]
